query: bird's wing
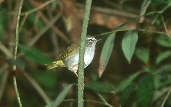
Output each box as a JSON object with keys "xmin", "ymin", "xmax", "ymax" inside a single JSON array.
[{"xmin": 57, "ymin": 44, "xmax": 79, "ymax": 60}]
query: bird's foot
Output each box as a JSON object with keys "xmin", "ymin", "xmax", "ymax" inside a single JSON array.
[{"xmin": 74, "ymin": 71, "xmax": 78, "ymax": 77}]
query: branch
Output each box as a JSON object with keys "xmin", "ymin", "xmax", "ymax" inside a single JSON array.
[
  {"xmin": 0, "ymin": 70, "xmax": 9, "ymax": 102},
  {"xmin": 13, "ymin": 0, "xmax": 24, "ymax": 106},
  {"xmin": 22, "ymin": 0, "xmax": 56, "ymax": 16},
  {"xmin": 0, "ymin": 41, "xmax": 13, "ymax": 58},
  {"xmin": 77, "ymin": 0, "xmax": 92, "ymax": 107},
  {"xmin": 21, "ymin": 70, "xmax": 52, "ymax": 104},
  {"xmin": 139, "ymin": 0, "xmax": 151, "ymax": 23},
  {"xmin": 28, "ymin": 14, "xmax": 62, "ymax": 46},
  {"xmin": 29, "ymin": 0, "xmax": 70, "ymax": 44},
  {"xmin": 160, "ymin": 87, "xmax": 171, "ymax": 107},
  {"xmin": 97, "ymin": 94, "xmax": 113, "ymax": 107}
]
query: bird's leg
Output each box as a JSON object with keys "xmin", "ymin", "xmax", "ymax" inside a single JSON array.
[
  {"xmin": 71, "ymin": 64, "xmax": 85, "ymax": 88},
  {"xmin": 70, "ymin": 64, "xmax": 78, "ymax": 77},
  {"xmin": 74, "ymin": 71, "xmax": 78, "ymax": 77}
]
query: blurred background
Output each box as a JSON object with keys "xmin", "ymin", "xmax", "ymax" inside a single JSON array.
[{"xmin": 0, "ymin": 0, "xmax": 171, "ymax": 107}]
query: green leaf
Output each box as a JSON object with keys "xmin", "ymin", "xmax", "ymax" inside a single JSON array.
[
  {"xmin": 115, "ymin": 72, "xmax": 141, "ymax": 93},
  {"xmin": 46, "ymin": 84, "xmax": 73, "ymax": 107},
  {"xmin": 156, "ymin": 51, "xmax": 171, "ymax": 64},
  {"xmin": 19, "ymin": 44, "xmax": 52, "ymax": 65},
  {"xmin": 156, "ymin": 35, "xmax": 171, "ymax": 48},
  {"xmin": 86, "ymin": 81, "xmax": 114, "ymax": 93},
  {"xmin": 122, "ymin": 30, "xmax": 138, "ymax": 63},
  {"xmin": 151, "ymin": 0, "xmax": 170, "ymax": 6},
  {"xmin": 119, "ymin": 84, "xmax": 136, "ymax": 105},
  {"xmin": 152, "ymin": 88, "xmax": 169, "ymax": 102},
  {"xmin": 136, "ymin": 73, "xmax": 154, "ymax": 107},
  {"xmin": 153, "ymin": 71, "xmax": 171, "ymax": 89},
  {"xmin": 143, "ymin": 66, "xmax": 153, "ymax": 72},
  {"xmin": 136, "ymin": 48, "xmax": 150, "ymax": 64},
  {"xmin": 98, "ymin": 32, "xmax": 116, "ymax": 77},
  {"xmin": 153, "ymin": 74, "xmax": 162, "ymax": 89}
]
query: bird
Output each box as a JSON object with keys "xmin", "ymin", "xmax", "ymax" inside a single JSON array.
[{"xmin": 45, "ymin": 36, "xmax": 97, "ymax": 77}]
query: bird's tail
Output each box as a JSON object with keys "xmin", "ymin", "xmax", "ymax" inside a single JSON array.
[{"xmin": 45, "ymin": 60, "xmax": 65, "ymax": 70}]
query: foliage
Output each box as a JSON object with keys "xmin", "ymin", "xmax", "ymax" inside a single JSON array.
[
  {"xmin": 46, "ymin": 84, "xmax": 73, "ymax": 107},
  {"xmin": 98, "ymin": 32, "xmax": 116, "ymax": 77},
  {"xmin": 86, "ymin": 80, "xmax": 114, "ymax": 93},
  {"xmin": 122, "ymin": 30, "xmax": 138, "ymax": 63},
  {"xmin": 0, "ymin": 0, "xmax": 171, "ymax": 107},
  {"xmin": 136, "ymin": 73, "xmax": 154, "ymax": 107},
  {"xmin": 135, "ymin": 48, "xmax": 150, "ymax": 64},
  {"xmin": 156, "ymin": 51, "xmax": 171, "ymax": 64},
  {"xmin": 151, "ymin": 0, "xmax": 170, "ymax": 6},
  {"xmin": 115, "ymin": 72, "xmax": 141, "ymax": 93},
  {"xmin": 19, "ymin": 44, "xmax": 52, "ymax": 65},
  {"xmin": 156, "ymin": 35, "xmax": 171, "ymax": 48}
]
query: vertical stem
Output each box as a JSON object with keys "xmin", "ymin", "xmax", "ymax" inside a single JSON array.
[
  {"xmin": 160, "ymin": 88, "xmax": 171, "ymax": 107},
  {"xmin": 139, "ymin": 0, "xmax": 151, "ymax": 23},
  {"xmin": 13, "ymin": 0, "xmax": 24, "ymax": 107},
  {"xmin": 78, "ymin": 0, "xmax": 92, "ymax": 107}
]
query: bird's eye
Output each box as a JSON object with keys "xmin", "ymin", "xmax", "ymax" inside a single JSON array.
[
  {"xmin": 89, "ymin": 39, "xmax": 93, "ymax": 42},
  {"xmin": 87, "ymin": 37, "xmax": 96, "ymax": 42}
]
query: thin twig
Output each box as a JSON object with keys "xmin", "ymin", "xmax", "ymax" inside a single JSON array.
[
  {"xmin": 0, "ymin": 70, "xmax": 9, "ymax": 102},
  {"xmin": 28, "ymin": 14, "xmax": 61, "ymax": 46},
  {"xmin": 139, "ymin": 0, "xmax": 151, "ymax": 23},
  {"xmin": 0, "ymin": 10, "xmax": 52, "ymax": 104},
  {"xmin": 158, "ymin": 1, "xmax": 171, "ymax": 14},
  {"xmin": 13, "ymin": 0, "xmax": 24, "ymax": 106},
  {"xmin": 97, "ymin": 94, "xmax": 113, "ymax": 107},
  {"xmin": 22, "ymin": 0, "xmax": 56, "ymax": 16},
  {"xmin": 0, "ymin": 51, "xmax": 52, "ymax": 105},
  {"xmin": 0, "ymin": 1, "xmax": 52, "ymax": 104},
  {"xmin": 78, "ymin": 0, "xmax": 92, "ymax": 107},
  {"xmin": 21, "ymin": 70, "xmax": 52, "ymax": 104},
  {"xmin": 29, "ymin": 0, "xmax": 70, "ymax": 43},
  {"xmin": 50, "ymin": 27, "xmax": 59, "ymax": 54},
  {"xmin": 19, "ymin": 13, "xmax": 28, "ymax": 31},
  {"xmin": 49, "ymin": 9, "xmax": 59, "ymax": 54},
  {"xmin": 161, "ymin": 16, "xmax": 171, "ymax": 38},
  {"xmin": 99, "ymin": 27, "xmax": 167, "ymax": 37},
  {"xmin": 160, "ymin": 87, "xmax": 171, "ymax": 107},
  {"xmin": 92, "ymin": 5, "xmax": 138, "ymax": 18},
  {"xmin": 21, "ymin": 0, "xmax": 69, "ymax": 43},
  {"xmin": 0, "ymin": 41, "xmax": 13, "ymax": 58},
  {"xmin": 146, "ymin": 1, "xmax": 171, "ymax": 25},
  {"xmin": 76, "ymin": 3, "xmax": 138, "ymax": 19},
  {"xmin": 37, "ymin": 12, "xmax": 70, "ymax": 44},
  {"xmin": 13, "ymin": 76, "xmax": 22, "ymax": 106}
]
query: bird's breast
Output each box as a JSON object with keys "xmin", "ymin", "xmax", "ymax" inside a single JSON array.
[{"xmin": 84, "ymin": 46, "xmax": 95, "ymax": 66}]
